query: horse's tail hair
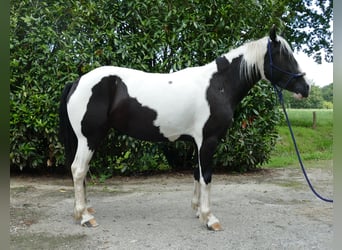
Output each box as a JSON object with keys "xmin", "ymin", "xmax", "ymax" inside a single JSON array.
[{"xmin": 59, "ymin": 82, "xmax": 77, "ymax": 168}]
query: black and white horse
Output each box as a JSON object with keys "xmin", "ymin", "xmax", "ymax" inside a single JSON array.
[{"xmin": 59, "ymin": 26, "xmax": 309, "ymax": 230}]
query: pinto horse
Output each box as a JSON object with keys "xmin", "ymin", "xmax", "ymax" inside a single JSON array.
[{"xmin": 59, "ymin": 26, "xmax": 309, "ymax": 230}]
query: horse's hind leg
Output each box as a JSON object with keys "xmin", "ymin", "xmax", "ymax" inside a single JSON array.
[
  {"xmin": 71, "ymin": 138, "xmax": 97, "ymax": 227},
  {"xmin": 191, "ymin": 167, "xmax": 201, "ymax": 218}
]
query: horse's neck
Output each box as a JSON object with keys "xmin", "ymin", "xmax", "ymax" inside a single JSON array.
[{"xmin": 232, "ymin": 75, "xmax": 261, "ymax": 111}]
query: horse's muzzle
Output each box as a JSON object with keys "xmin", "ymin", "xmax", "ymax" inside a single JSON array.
[{"xmin": 294, "ymin": 81, "xmax": 310, "ymax": 98}]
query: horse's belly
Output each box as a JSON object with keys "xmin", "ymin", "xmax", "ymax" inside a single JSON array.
[{"xmin": 110, "ymin": 96, "xmax": 193, "ymax": 142}]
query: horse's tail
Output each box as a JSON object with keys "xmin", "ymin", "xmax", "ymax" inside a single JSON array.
[{"xmin": 59, "ymin": 82, "xmax": 77, "ymax": 168}]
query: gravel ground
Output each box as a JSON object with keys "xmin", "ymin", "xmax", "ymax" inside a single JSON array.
[{"xmin": 10, "ymin": 162, "xmax": 333, "ymax": 250}]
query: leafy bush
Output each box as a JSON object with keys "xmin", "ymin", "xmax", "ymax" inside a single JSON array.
[
  {"xmin": 10, "ymin": 0, "xmax": 290, "ymax": 174},
  {"xmin": 10, "ymin": 84, "xmax": 63, "ymax": 170},
  {"xmin": 89, "ymin": 133, "xmax": 170, "ymax": 176}
]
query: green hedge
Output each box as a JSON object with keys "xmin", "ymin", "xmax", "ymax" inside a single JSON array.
[{"xmin": 10, "ymin": 0, "xmax": 281, "ymax": 174}]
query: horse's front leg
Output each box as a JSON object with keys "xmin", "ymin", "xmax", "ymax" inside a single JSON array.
[
  {"xmin": 198, "ymin": 180, "xmax": 222, "ymax": 231},
  {"xmin": 197, "ymin": 136, "xmax": 222, "ymax": 231}
]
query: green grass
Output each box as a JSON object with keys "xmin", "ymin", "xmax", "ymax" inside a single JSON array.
[{"xmin": 264, "ymin": 109, "xmax": 333, "ymax": 168}]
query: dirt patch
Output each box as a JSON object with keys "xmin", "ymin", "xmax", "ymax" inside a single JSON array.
[{"xmin": 10, "ymin": 163, "xmax": 333, "ymax": 250}]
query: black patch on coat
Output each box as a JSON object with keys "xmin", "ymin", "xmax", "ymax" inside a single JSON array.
[
  {"xmin": 199, "ymin": 55, "xmax": 254, "ymax": 184},
  {"xmin": 205, "ymin": 56, "xmax": 240, "ymax": 137},
  {"xmin": 81, "ymin": 75, "xmax": 168, "ymax": 151}
]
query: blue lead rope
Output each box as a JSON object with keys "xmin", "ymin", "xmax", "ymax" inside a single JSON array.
[{"xmin": 273, "ymin": 86, "xmax": 333, "ymax": 203}]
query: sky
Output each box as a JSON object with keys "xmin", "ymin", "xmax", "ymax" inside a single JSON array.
[
  {"xmin": 293, "ymin": 1, "xmax": 333, "ymax": 88},
  {"xmin": 294, "ymin": 51, "xmax": 333, "ymax": 87}
]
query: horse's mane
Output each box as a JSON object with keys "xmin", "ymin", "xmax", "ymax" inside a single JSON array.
[{"xmin": 223, "ymin": 35, "xmax": 293, "ymax": 82}]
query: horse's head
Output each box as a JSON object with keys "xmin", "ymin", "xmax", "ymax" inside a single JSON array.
[{"xmin": 264, "ymin": 25, "xmax": 310, "ymax": 98}]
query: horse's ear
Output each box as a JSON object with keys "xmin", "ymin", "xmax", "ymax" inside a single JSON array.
[{"xmin": 269, "ymin": 24, "xmax": 277, "ymax": 42}]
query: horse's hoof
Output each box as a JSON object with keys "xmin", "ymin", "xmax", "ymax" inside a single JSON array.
[
  {"xmin": 207, "ymin": 222, "xmax": 223, "ymax": 231},
  {"xmin": 87, "ymin": 207, "xmax": 96, "ymax": 214},
  {"xmin": 82, "ymin": 218, "xmax": 99, "ymax": 228}
]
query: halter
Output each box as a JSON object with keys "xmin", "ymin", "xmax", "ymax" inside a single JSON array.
[{"xmin": 267, "ymin": 39, "xmax": 306, "ymax": 92}]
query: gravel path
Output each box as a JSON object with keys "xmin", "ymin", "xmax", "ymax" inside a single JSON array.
[{"xmin": 10, "ymin": 163, "xmax": 333, "ymax": 250}]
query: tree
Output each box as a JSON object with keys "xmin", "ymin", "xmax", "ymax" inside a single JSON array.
[
  {"xmin": 321, "ymin": 83, "xmax": 333, "ymax": 109},
  {"xmin": 321, "ymin": 83, "xmax": 333, "ymax": 103},
  {"xmin": 282, "ymin": 0, "xmax": 333, "ymax": 63},
  {"xmin": 10, "ymin": 0, "xmax": 333, "ymax": 173}
]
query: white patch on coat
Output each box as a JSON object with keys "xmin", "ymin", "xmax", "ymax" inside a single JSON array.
[
  {"xmin": 222, "ymin": 37, "xmax": 268, "ymax": 81},
  {"xmin": 121, "ymin": 64, "xmax": 218, "ymax": 141}
]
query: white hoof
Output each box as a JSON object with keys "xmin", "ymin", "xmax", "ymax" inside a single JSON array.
[{"xmin": 202, "ymin": 213, "xmax": 223, "ymax": 231}]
